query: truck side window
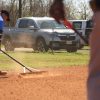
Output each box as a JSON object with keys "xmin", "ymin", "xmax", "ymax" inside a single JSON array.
[
  {"xmin": 40, "ymin": 22, "xmax": 50, "ymax": 29},
  {"xmin": 18, "ymin": 19, "xmax": 29, "ymax": 28},
  {"xmin": 27, "ymin": 20, "xmax": 37, "ymax": 28},
  {"xmin": 73, "ymin": 22, "xmax": 82, "ymax": 29}
]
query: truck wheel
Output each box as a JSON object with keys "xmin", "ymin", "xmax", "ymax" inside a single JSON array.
[
  {"xmin": 66, "ymin": 47, "xmax": 77, "ymax": 53},
  {"xmin": 35, "ymin": 38, "xmax": 48, "ymax": 52},
  {"xmin": 4, "ymin": 38, "xmax": 14, "ymax": 51},
  {"xmin": 78, "ymin": 44, "xmax": 84, "ymax": 49}
]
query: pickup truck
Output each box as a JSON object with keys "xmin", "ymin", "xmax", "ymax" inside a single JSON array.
[
  {"xmin": 69, "ymin": 19, "xmax": 93, "ymax": 48},
  {"xmin": 2, "ymin": 17, "xmax": 79, "ymax": 52}
]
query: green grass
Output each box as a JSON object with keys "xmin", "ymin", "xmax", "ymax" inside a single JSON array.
[{"xmin": 0, "ymin": 47, "xmax": 90, "ymax": 71}]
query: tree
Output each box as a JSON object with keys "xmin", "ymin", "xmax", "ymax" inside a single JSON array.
[
  {"xmin": 0, "ymin": 0, "xmax": 93, "ymax": 26},
  {"xmin": 64, "ymin": 0, "xmax": 77, "ymax": 19},
  {"xmin": 19, "ymin": 0, "xmax": 22, "ymax": 18},
  {"xmin": 75, "ymin": 0, "xmax": 92, "ymax": 20}
]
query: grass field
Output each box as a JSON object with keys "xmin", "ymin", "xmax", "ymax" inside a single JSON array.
[{"xmin": 0, "ymin": 47, "xmax": 90, "ymax": 71}]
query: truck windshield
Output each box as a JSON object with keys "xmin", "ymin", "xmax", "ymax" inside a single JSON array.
[{"xmin": 36, "ymin": 20, "xmax": 66, "ymax": 29}]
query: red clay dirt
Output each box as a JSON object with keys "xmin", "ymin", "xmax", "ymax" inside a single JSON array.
[{"xmin": 0, "ymin": 66, "xmax": 88, "ymax": 100}]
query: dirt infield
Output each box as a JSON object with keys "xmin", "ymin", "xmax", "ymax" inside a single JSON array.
[{"xmin": 0, "ymin": 66, "xmax": 88, "ymax": 100}]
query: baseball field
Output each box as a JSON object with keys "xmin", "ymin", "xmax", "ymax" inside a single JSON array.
[{"xmin": 0, "ymin": 47, "xmax": 89, "ymax": 100}]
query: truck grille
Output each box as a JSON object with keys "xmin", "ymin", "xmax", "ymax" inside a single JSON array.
[{"xmin": 59, "ymin": 35, "xmax": 75, "ymax": 41}]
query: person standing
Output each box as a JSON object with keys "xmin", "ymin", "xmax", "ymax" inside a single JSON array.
[
  {"xmin": 0, "ymin": 10, "xmax": 10, "ymax": 49},
  {"xmin": 0, "ymin": 11, "xmax": 4, "ymax": 49},
  {"xmin": 87, "ymin": 0, "xmax": 100, "ymax": 100},
  {"xmin": 0, "ymin": 10, "xmax": 10, "ymax": 75}
]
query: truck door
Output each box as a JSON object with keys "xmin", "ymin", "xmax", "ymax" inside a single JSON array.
[
  {"xmin": 16, "ymin": 19, "xmax": 37, "ymax": 47},
  {"xmin": 72, "ymin": 21, "xmax": 86, "ymax": 45},
  {"xmin": 73, "ymin": 21, "xmax": 83, "ymax": 35},
  {"xmin": 13, "ymin": 19, "xmax": 29, "ymax": 45},
  {"xmin": 24, "ymin": 19, "xmax": 38, "ymax": 47},
  {"xmin": 85, "ymin": 20, "xmax": 93, "ymax": 44}
]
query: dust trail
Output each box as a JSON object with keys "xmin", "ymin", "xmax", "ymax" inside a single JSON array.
[
  {"xmin": 12, "ymin": 33, "xmax": 34, "ymax": 73},
  {"xmin": 2, "ymin": 33, "xmax": 35, "ymax": 73}
]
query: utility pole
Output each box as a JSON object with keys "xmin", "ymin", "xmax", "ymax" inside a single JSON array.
[{"xmin": 19, "ymin": 0, "xmax": 22, "ymax": 18}]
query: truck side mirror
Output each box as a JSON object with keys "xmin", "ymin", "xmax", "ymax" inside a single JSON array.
[
  {"xmin": 28, "ymin": 26, "xmax": 39, "ymax": 30},
  {"xmin": 28, "ymin": 26, "xmax": 35, "ymax": 30}
]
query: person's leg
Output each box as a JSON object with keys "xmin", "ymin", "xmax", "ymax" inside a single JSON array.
[
  {"xmin": 87, "ymin": 33, "xmax": 100, "ymax": 100},
  {"xmin": 0, "ymin": 30, "xmax": 7, "ymax": 75},
  {"xmin": 87, "ymin": 72, "xmax": 100, "ymax": 100}
]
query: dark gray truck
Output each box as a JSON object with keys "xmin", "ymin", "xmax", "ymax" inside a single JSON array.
[{"xmin": 2, "ymin": 17, "xmax": 79, "ymax": 52}]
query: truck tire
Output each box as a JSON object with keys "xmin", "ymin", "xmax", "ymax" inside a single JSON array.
[
  {"xmin": 4, "ymin": 38, "xmax": 15, "ymax": 51},
  {"xmin": 77, "ymin": 40, "xmax": 84, "ymax": 49},
  {"xmin": 66, "ymin": 47, "xmax": 77, "ymax": 53},
  {"xmin": 78, "ymin": 44, "xmax": 84, "ymax": 49},
  {"xmin": 35, "ymin": 38, "xmax": 49, "ymax": 52}
]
